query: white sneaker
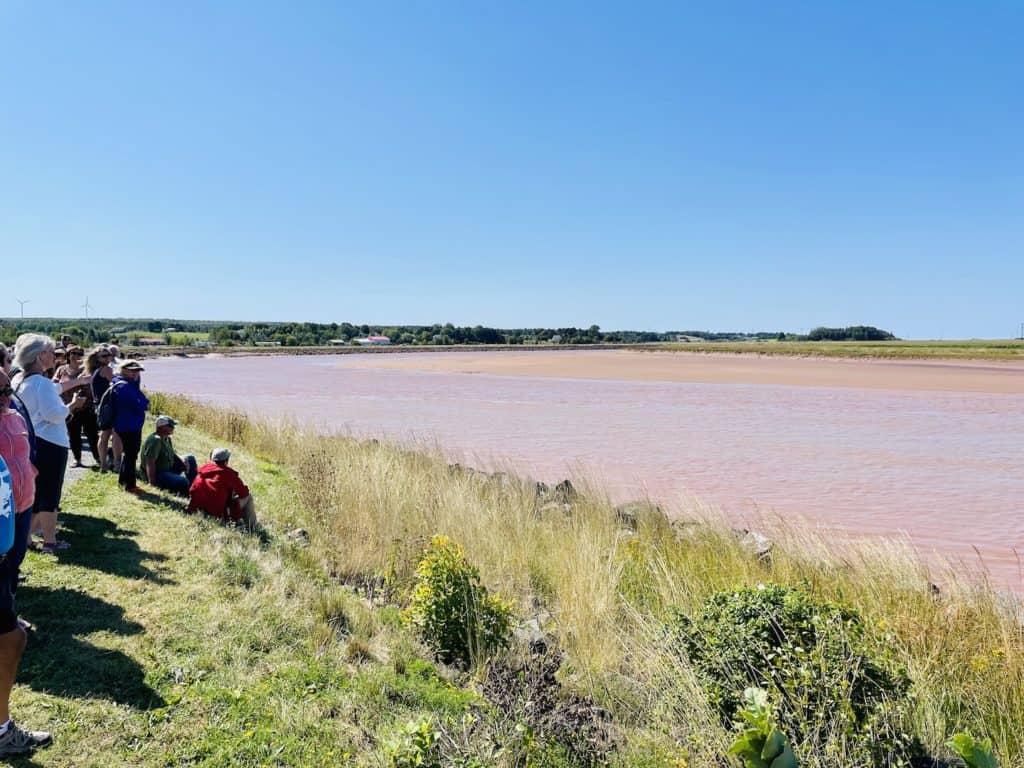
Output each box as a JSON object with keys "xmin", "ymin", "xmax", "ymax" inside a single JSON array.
[{"xmin": 0, "ymin": 722, "xmax": 52, "ymax": 754}]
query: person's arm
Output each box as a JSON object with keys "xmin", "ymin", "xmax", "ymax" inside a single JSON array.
[
  {"xmin": 57, "ymin": 374, "xmax": 90, "ymax": 394},
  {"xmin": 139, "ymin": 437, "xmax": 159, "ymax": 483},
  {"xmin": 232, "ymin": 472, "xmax": 250, "ymax": 500}
]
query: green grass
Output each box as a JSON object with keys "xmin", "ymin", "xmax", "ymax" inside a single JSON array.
[
  {"xmin": 119, "ymin": 331, "xmax": 210, "ymax": 346},
  {"xmin": 10, "ymin": 421, "xmax": 478, "ymax": 767},
  {"xmin": 655, "ymin": 339, "xmax": 1024, "ymax": 359},
  {"xmin": 166, "ymin": 331, "xmax": 211, "ymax": 345}
]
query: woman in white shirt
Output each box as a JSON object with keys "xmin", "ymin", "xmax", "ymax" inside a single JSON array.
[{"xmin": 11, "ymin": 335, "xmax": 89, "ymax": 554}]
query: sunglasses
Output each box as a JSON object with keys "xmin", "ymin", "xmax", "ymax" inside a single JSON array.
[{"xmin": 0, "ymin": 386, "xmax": 13, "ymax": 397}]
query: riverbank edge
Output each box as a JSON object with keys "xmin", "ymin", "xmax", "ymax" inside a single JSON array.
[
  {"xmin": 124, "ymin": 340, "xmax": 1024, "ymax": 363},
  {"xmin": 139, "ymin": 392, "xmax": 1024, "ymax": 765}
]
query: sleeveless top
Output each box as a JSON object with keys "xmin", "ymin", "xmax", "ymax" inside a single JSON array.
[{"xmin": 92, "ymin": 367, "xmax": 111, "ymax": 405}]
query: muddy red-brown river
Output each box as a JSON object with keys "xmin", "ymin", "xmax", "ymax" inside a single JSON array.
[{"xmin": 142, "ymin": 351, "xmax": 1024, "ymax": 590}]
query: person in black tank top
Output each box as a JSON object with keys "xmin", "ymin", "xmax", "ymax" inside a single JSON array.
[{"xmin": 86, "ymin": 347, "xmax": 118, "ymax": 472}]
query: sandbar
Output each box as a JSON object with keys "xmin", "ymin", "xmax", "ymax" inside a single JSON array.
[{"xmin": 341, "ymin": 349, "xmax": 1024, "ymax": 394}]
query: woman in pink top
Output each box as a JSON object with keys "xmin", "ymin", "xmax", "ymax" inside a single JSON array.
[
  {"xmin": 0, "ymin": 367, "xmax": 36, "ymax": 585},
  {"xmin": 0, "ymin": 376, "xmax": 37, "ymax": 516}
]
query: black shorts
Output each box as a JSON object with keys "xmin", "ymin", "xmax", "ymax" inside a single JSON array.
[
  {"xmin": 0, "ymin": 560, "xmax": 17, "ymax": 635},
  {"xmin": 34, "ymin": 438, "xmax": 69, "ymax": 513}
]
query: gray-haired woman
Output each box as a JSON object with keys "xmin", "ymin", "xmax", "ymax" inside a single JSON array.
[{"xmin": 10, "ymin": 334, "xmax": 89, "ymax": 554}]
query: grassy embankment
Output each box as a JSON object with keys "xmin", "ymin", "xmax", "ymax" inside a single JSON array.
[
  {"xmin": 655, "ymin": 339, "xmax": 1024, "ymax": 360},
  {"xmin": 12, "ymin": 397, "xmax": 1024, "ymax": 766}
]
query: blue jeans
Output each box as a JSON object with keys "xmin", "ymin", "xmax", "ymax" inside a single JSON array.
[
  {"xmin": 9, "ymin": 509, "xmax": 33, "ymax": 597},
  {"xmin": 154, "ymin": 454, "xmax": 197, "ymax": 496}
]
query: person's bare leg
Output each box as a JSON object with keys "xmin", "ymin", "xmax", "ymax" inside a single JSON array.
[
  {"xmin": 0, "ymin": 622, "xmax": 50, "ymax": 753},
  {"xmin": 98, "ymin": 428, "xmax": 111, "ymax": 471},
  {"xmin": 112, "ymin": 433, "xmax": 123, "ymax": 473},
  {"xmin": 0, "ymin": 627, "xmax": 26, "ymax": 723},
  {"xmin": 31, "ymin": 512, "xmax": 57, "ymax": 546}
]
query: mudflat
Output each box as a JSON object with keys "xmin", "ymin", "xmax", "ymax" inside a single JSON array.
[{"xmin": 341, "ymin": 349, "xmax": 1024, "ymax": 394}]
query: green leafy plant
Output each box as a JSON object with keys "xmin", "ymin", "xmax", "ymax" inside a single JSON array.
[
  {"xmin": 947, "ymin": 733, "xmax": 998, "ymax": 768},
  {"xmin": 403, "ymin": 535, "xmax": 514, "ymax": 666},
  {"xmin": 730, "ymin": 688, "xmax": 797, "ymax": 768},
  {"xmin": 673, "ymin": 583, "xmax": 916, "ymax": 765},
  {"xmin": 388, "ymin": 718, "xmax": 442, "ymax": 768}
]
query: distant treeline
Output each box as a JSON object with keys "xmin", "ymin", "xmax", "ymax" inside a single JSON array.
[
  {"xmin": 0, "ymin": 318, "xmax": 897, "ymax": 347},
  {"xmin": 806, "ymin": 326, "xmax": 897, "ymax": 341}
]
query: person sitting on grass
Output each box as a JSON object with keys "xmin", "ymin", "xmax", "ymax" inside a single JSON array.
[
  {"xmin": 0, "ymin": 453, "xmax": 51, "ymax": 756},
  {"xmin": 140, "ymin": 416, "xmax": 196, "ymax": 495},
  {"xmin": 187, "ymin": 447, "xmax": 257, "ymax": 528}
]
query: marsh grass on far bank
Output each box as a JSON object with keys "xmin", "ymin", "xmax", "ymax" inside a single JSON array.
[
  {"xmin": 654, "ymin": 339, "xmax": 1024, "ymax": 360},
  {"xmin": 141, "ymin": 392, "xmax": 1024, "ymax": 766}
]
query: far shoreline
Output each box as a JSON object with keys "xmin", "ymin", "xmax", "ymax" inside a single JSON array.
[{"xmin": 126, "ymin": 337, "xmax": 1024, "ymax": 364}]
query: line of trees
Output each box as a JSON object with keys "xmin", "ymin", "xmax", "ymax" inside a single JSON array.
[
  {"xmin": 0, "ymin": 318, "xmax": 897, "ymax": 348},
  {"xmin": 806, "ymin": 326, "xmax": 896, "ymax": 341}
]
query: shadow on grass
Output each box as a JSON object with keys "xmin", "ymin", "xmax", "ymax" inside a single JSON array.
[
  {"xmin": 56, "ymin": 512, "xmax": 174, "ymax": 585},
  {"xmin": 18, "ymin": 586, "xmax": 166, "ymax": 710},
  {"xmin": 3, "ymin": 751, "xmax": 45, "ymax": 767},
  {"xmin": 135, "ymin": 489, "xmax": 189, "ymax": 514}
]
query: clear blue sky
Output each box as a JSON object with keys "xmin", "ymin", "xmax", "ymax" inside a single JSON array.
[{"xmin": 2, "ymin": 2, "xmax": 1021, "ymax": 338}]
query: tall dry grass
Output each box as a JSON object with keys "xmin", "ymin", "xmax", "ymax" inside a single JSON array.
[{"xmin": 152, "ymin": 393, "xmax": 1024, "ymax": 765}]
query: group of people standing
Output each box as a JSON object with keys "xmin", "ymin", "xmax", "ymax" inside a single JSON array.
[{"xmin": 0, "ymin": 331, "xmax": 256, "ymax": 755}]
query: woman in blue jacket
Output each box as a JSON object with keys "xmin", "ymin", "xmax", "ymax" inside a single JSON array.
[{"xmin": 110, "ymin": 361, "xmax": 149, "ymax": 493}]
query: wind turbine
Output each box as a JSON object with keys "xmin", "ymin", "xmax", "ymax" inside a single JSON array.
[
  {"xmin": 15, "ymin": 299, "xmax": 30, "ymax": 319},
  {"xmin": 82, "ymin": 296, "xmax": 93, "ymax": 319}
]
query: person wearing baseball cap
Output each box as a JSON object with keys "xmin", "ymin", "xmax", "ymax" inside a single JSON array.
[
  {"xmin": 139, "ymin": 416, "xmax": 196, "ymax": 495},
  {"xmin": 110, "ymin": 360, "xmax": 149, "ymax": 493},
  {"xmin": 187, "ymin": 447, "xmax": 257, "ymax": 529}
]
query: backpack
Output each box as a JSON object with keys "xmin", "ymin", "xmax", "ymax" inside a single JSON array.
[
  {"xmin": 0, "ymin": 454, "xmax": 14, "ymax": 556},
  {"xmin": 96, "ymin": 382, "xmax": 123, "ymax": 431}
]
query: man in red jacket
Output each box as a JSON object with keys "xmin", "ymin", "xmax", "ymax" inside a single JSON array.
[{"xmin": 187, "ymin": 447, "xmax": 257, "ymax": 529}]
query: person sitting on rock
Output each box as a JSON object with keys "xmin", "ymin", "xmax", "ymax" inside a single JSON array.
[
  {"xmin": 187, "ymin": 447, "xmax": 257, "ymax": 528},
  {"xmin": 140, "ymin": 416, "xmax": 196, "ymax": 495}
]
